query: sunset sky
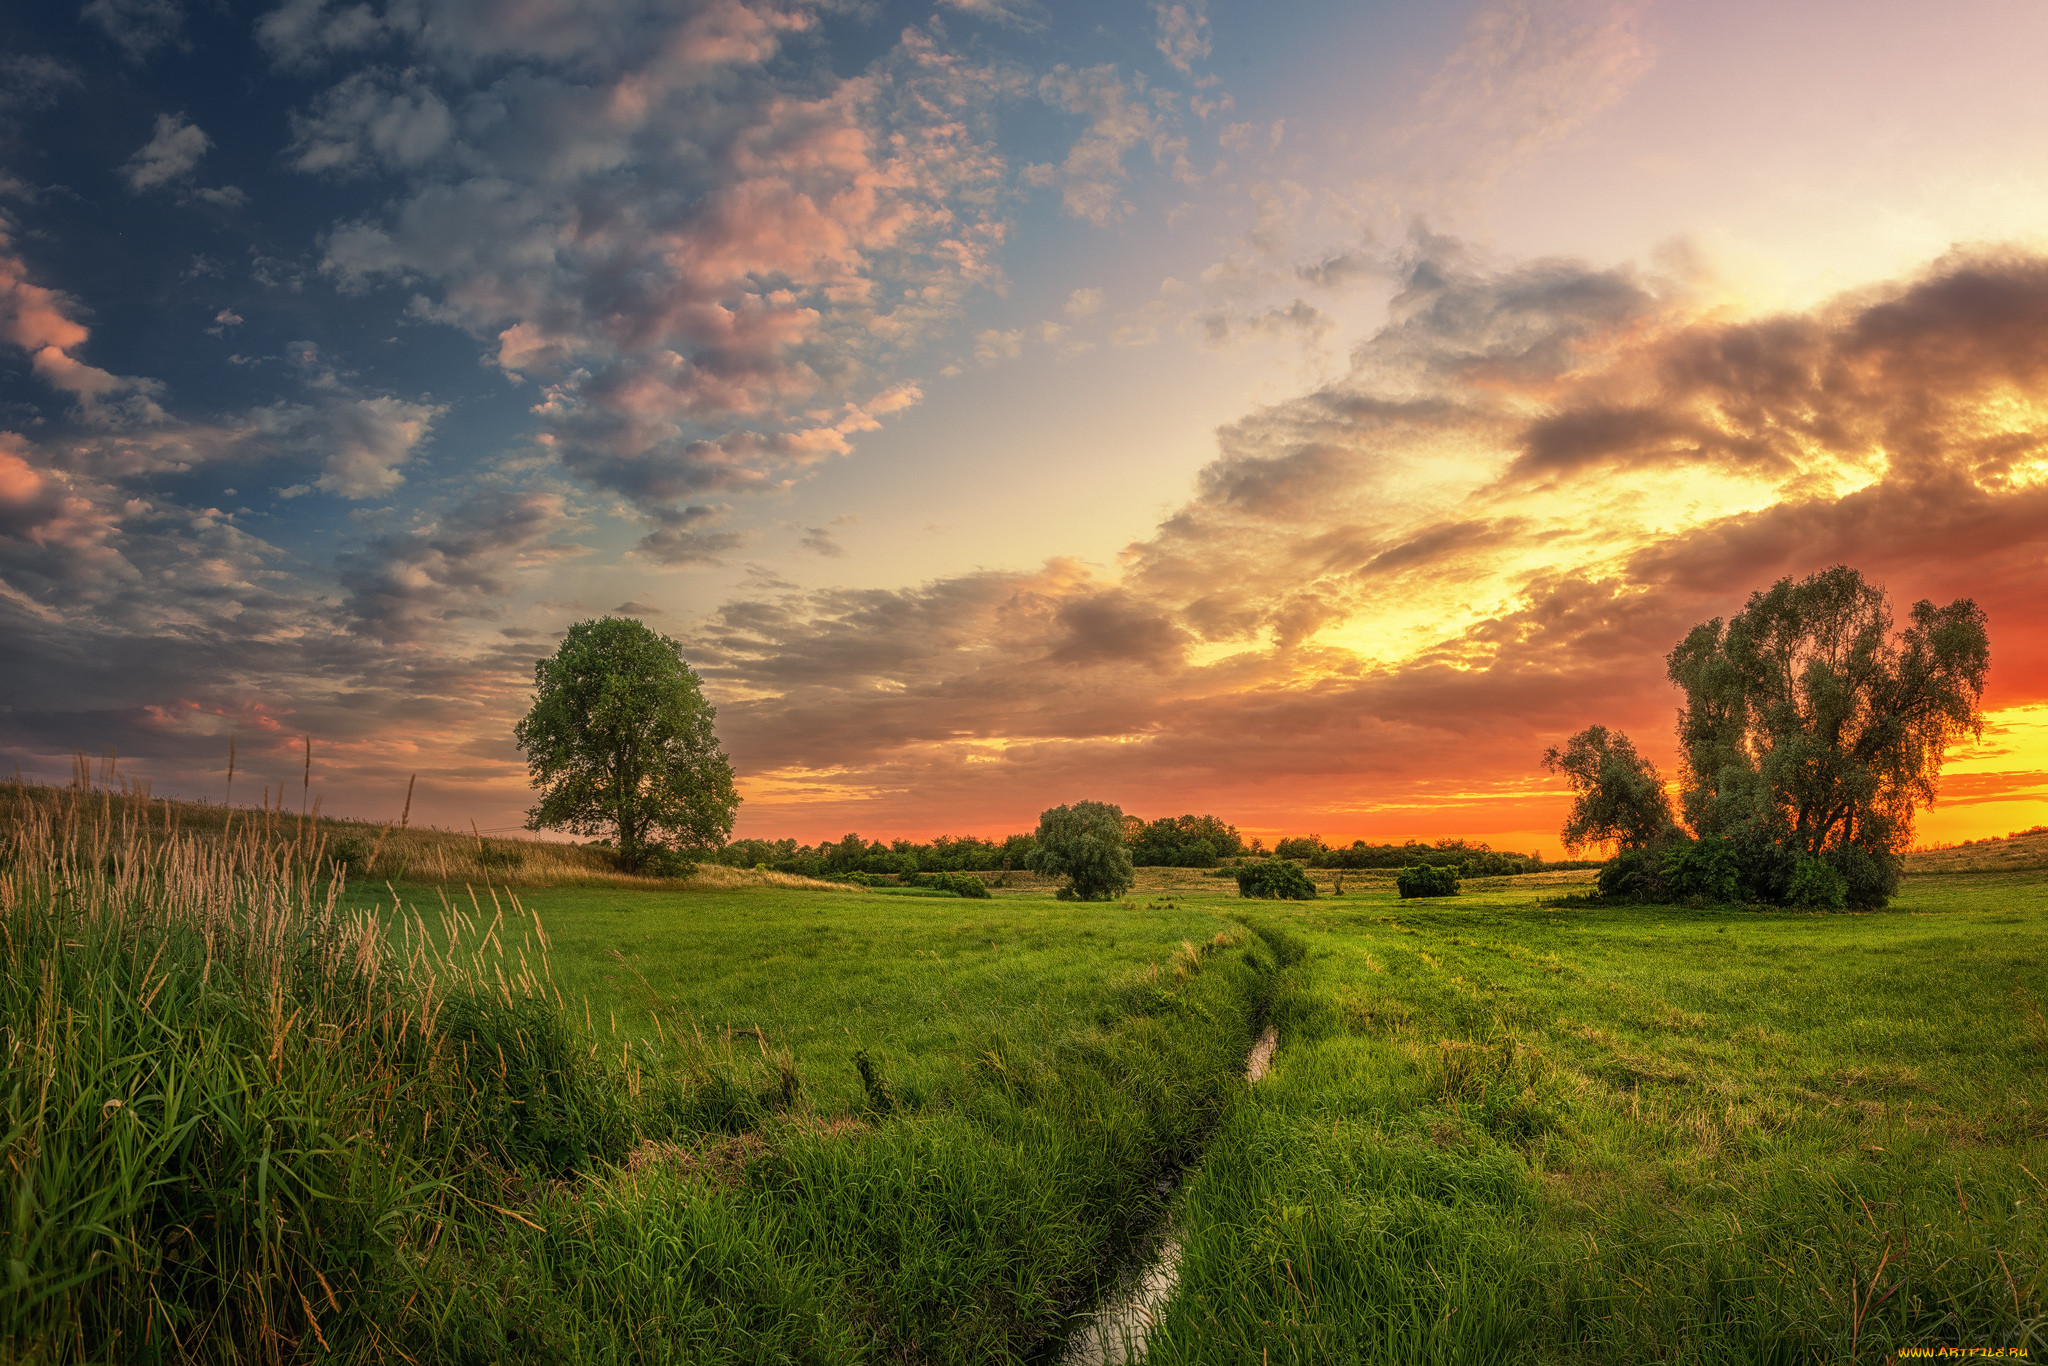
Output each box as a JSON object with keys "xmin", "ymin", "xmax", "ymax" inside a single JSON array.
[{"xmin": 4, "ymin": 0, "xmax": 2048, "ymax": 853}]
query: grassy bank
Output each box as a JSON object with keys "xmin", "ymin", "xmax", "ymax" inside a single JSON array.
[
  {"xmin": 1150, "ymin": 875, "xmax": 2048, "ymax": 1363},
  {"xmin": 1, "ymin": 786, "xmax": 1285, "ymax": 1363}
]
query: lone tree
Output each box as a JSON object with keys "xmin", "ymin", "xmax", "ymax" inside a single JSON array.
[
  {"xmin": 1540, "ymin": 724, "xmax": 1674, "ymax": 854},
  {"xmin": 514, "ymin": 617, "xmax": 739, "ymax": 871},
  {"xmin": 1666, "ymin": 565, "xmax": 1987, "ymax": 906},
  {"xmin": 1026, "ymin": 800, "xmax": 1135, "ymax": 901}
]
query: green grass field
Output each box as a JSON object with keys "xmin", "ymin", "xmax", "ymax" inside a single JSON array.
[
  {"xmin": 6, "ymin": 784, "xmax": 2044, "ymax": 1362},
  {"xmin": 1149, "ymin": 873, "xmax": 2048, "ymax": 1364}
]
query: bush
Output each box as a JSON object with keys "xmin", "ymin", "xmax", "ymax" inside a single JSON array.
[
  {"xmin": 1660, "ymin": 834, "xmax": 1740, "ymax": 902},
  {"xmin": 638, "ymin": 846, "xmax": 698, "ymax": 878},
  {"xmin": 1396, "ymin": 864, "xmax": 1460, "ymax": 898},
  {"xmin": 328, "ymin": 834, "xmax": 368, "ymax": 874},
  {"xmin": 1596, "ymin": 847, "xmax": 1660, "ymax": 901},
  {"xmin": 1787, "ymin": 855, "xmax": 1849, "ymax": 910},
  {"xmin": 1827, "ymin": 843, "xmax": 1900, "ymax": 910},
  {"xmin": 1235, "ymin": 858, "xmax": 1317, "ymax": 900},
  {"xmin": 902, "ymin": 870, "xmax": 992, "ymax": 898}
]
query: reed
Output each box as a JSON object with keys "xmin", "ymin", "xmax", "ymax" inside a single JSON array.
[{"xmin": 0, "ymin": 779, "xmax": 617, "ymax": 1362}]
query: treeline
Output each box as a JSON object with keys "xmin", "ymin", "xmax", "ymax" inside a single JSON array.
[
  {"xmin": 713, "ymin": 818, "xmax": 1579, "ymax": 878},
  {"xmin": 1269, "ymin": 835, "xmax": 1590, "ymax": 876}
]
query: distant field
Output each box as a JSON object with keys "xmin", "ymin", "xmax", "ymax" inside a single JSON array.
[{"xmin": 1908, "ymin": 826, "xmax": 2048, "ymax": 874}]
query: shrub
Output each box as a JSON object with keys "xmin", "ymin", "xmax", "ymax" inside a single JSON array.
[
  {"xmin": 638, "ymin": 845, "xmax": 698, "ymax": 878},
  {"xmin": 902, "ymin": 870, "xmax": 992, "ymax": 898},
  {"xmin": 1235, "ymin": 858, "xmax": 1317, "ymax": 900},
  {"xmin": 1826, "ymin": 843, "xmax": 1900, "ymax": 910},
  {"xmin": 1396, "ymin": 864, "xmax": 1460, "ymax": 898},
  {"xmin": 1660, "ymin": 834, "xmax": 1740, "ymax": 902},
  {"xmin": 1597, "ymin": 847, "xmax": 1660, "ymax": 902},
  {"xmin": 1787, "ymin": 855, "xmax": 1849, "ymax": 910},
  {"xmin": 328, "ymin": 834, "xmax": 368, "ymax": 874}
]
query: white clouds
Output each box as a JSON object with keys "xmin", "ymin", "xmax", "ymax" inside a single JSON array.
[
  {"xmin": 974, "ymin": 328, "xmax": 1022, "ymax": 365},
  {"xmin": 1361, "ymin": 0, "xmax": 1654, "ymax": 223},
  {"xmin": 337, "ymin": 488, "xmax": 582, "ymax": 641},
  {"xmin": 1152, "ymin": 2, "xmax": 1211, "ymax": 79},
  {"xmin": 122, "ymin": 113, "xmax": 210, "ymax": 192},
  {"xmin": 1039, "ymin": 65, "xmax": 1175, "ymax": 225},
  {"xmin": 0, "ymin": 56, "xmax": 82, "ymax": 112},
  {"xmin": 1063, "ymin": 287, "xmax": 1103, "ymax": 319},
  {"xmin": 302, "ymin": 15, "xmax": 1009, "ymax": 531}
]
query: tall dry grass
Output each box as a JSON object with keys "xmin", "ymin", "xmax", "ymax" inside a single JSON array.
[
  {"xmin": 0, "ymin": 777, "xmax": 633, "ymax": 1363},
  {"xmin": 0, "ymin": 773, "xmax": 696, "ymax": 888}
]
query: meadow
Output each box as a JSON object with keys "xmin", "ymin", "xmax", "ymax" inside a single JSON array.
[{"xmin": 2, "ymin": 778, "xmax": 2043, "ymax": 1362}]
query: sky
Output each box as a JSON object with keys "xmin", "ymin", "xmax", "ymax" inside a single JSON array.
[{"xmin": 4, "ymin": 0, "xmax": 2048, "ymax": 854}]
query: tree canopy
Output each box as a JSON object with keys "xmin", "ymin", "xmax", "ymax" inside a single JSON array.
[
  {"xmin": 1665, "ymin": 565, "xmax": 1987, "ymax": 905},
  {"xmin": 513, "ymin": 617, "xmax": 739, "ymax": 871},
  {"xmin": 1541, "ymin": 724, "xmax": 1673, "ymax": 854},
  {"xmin": 1026, "ymin": 801, "xmax": 1135, "ymax": 901}
]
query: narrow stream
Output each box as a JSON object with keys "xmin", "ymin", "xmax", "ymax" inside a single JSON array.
[{"xmin": 1058, "ymin": 1024, "xmax": 1279, "ymax": 1366}]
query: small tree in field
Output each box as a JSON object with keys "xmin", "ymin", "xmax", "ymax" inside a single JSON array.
[
  {"xmin": 1026, "ymin": 801, "xmax": 1135, "ymax": 901},
  {"xmin": 1541, "ymin": 725, "xmax": 1673, "ymax": 854},
  {"xmin": 514, "ymin": 618, "xmax": 739, "ymax": 872}
]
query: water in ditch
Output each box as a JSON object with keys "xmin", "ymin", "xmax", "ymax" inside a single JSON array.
[{"xmin": 1057, "ymin": 1023, "xmax": 1279, "ymax": 1366}]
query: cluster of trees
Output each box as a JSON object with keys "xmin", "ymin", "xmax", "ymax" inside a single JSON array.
[
  {"xmin": 712, "ymin": 812, "xmax": 1253, "ymax": 878},
  {"xmin": 1546, "ymin": 567, "xmax": 1989, "ymax": 911},
  {"xmin": 1270, "ymin": 835, "xmax": 1567, "ymax": 876},
  {"xmin": 712, "ymin": 832, "xmax": 1035, "ymax": 878}
]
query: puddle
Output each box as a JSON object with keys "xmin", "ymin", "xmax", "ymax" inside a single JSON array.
[
  {"xmin": 1245, "ymin": 1023, "xmax": 1278, "ymax": 1082},
  {"xmin": 1058, "ymin": 1025, "xmax": 1279, "ymax": 1366}
]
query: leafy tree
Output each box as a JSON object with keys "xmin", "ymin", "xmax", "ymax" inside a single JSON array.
[
  {"xmin": 1026, "ymin": 801, "xmax": 1135, "ymax": 901},
  {"xmin": 1273, "ymin": 835, "xmax": 1327, "ymax": 862},
  {"xmin": 513, "ymin": 618, "xmax": 738, "ymax": 872},
  {"xmin": 1541, "ymin": 725, "xmax": 1674, "ymax": 854},
  {"xmin": 1667, "ymin": 565, "xmax": 1988, "ymax": 907},
  {"xmin": 1129, "ymin": 814, "xmax": 1245, "ymax": 867},
  {"xmin": 1396, "ymin": 864, "xmax": 1460, "ymax": 898},
  {"xmin": 1235, "ymin": 858, "xmax": 1316, "ymax": 899}
]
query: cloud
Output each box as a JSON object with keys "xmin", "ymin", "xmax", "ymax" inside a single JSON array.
[
  {"xmin": 936, "ymin": 0, "xmax": 1044, "ymax": 30},
  {"xmin": 81, "ymin": 0, "xmax": 185, "ymax": 60},
  {"xmin": 0, "ymin": 218, "xmax": 166, "ymax": 425},
  {"xmin": 1152, "ymin": 2, "xmax": 1211, "ymax": 79},
  {"xmin": 681, "ymin": 242, "xmax": 2048, "ymax": 839},
  {"xmin": 798, "ymin": 514, "xmax": 856, "ymax": 558},
  {"xmin": 304, "ymin": 16, "xmax": 1007, "ymax": 536},
  {"xmin": 636, "ymin": 502, "xmax": 744, "ymax": 565},
  {"xmin": 250, "ymin": 391, "xmax": 443, "ymax": 498},
  {"xmin": 122, "ymin": 113, "xmax": 210, "ymax": 192},
  {"xmin": 287, "ymin": 70, "xmax": 455, "ymax": 174},
  {"xmin": 338, "ymin": 488, "xmax": 582, "ymax": 642},
  {"xmin": 256, "ymin": 0, "xmax": 386, "ymax": 66},
  {"xmin": 0, "ymin": 55, "xmax": 82, "ymax": 112},
  {"xmin": 1039, "ymin": 64, "xmax": 1191, "ymax": 225}
]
